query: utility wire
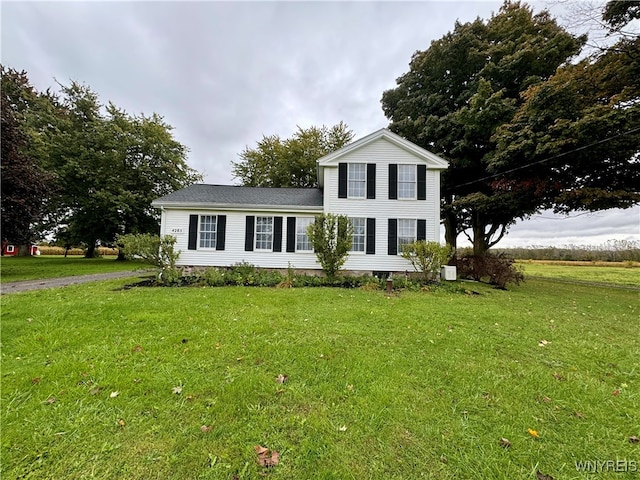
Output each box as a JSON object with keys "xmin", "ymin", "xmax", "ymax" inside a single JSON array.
[{"xmin": 450, "ymin": 126, "xmax": 640, "ymax": 189}]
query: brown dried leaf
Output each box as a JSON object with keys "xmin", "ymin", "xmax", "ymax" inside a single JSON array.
[
  {"xmin": 44, "ymin": 397, "xmax": 56, "ymax": 404},
  {"xmin": 132, "ymin": 345, "xmax": 143, "ymax": 352},
  {"xmin": 276, "ymin": 374, "xmax": 288, "ymax": 384},
  {"xmin": 536, "ymin": 471, "xmax": 554, "ymax": 480},
  {"xmin": 254, "ymin": 445, "xmax": 280, "ymax": 467},
  {"xmin": 200, "ymin": 425, "xmax": 212, "ymax": 433},
  {"xmin": 32, "ymin": 377, "xmax": 41, "ymax": 385},
  {"xmin": 499, "ymin": 438, "xmax": 512, "ymax": 448},
  {"xmin": 629, "ymin": 435, "xmax": 639, "ymax": 444},
  {"xmin": 552, "ymin": 372, "xmax": 565, "ymax": 381},
  {"xmin": 117, "ymin": 418, "xmax": 126, "ymax": 427}
]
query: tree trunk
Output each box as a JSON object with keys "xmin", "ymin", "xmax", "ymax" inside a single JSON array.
[
  {"xmin": 85, "ymin": 243, "xmax": 96, "ymax": 258},
  {"xmin": 18, "ymin": 244, "xmax": 31, "ymax": 256},
  {"xmin": 471, "ymin": 213, "xmax": 490, "ymax": 257},
  {"xmin": 116, "ymin": 248, "xmax": 126, "ymax": 261},
  {"xmin": 443, "ymin": 209, "xmax": 458, "ymax": 250}
]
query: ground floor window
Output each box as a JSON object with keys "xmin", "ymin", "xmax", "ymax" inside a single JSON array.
[
  {"xmin": 296, "ymin": 217, "xmax": 313, "ymax": 252},
  {"xmin": 199, "ymin": 215, "xmax": 217, "ymax": 248},
  {"xmin": 350, "ymin": 217, "xmax": 366, "ymax": 252},
  {"xmin": 397, "ymin": 219, "xmax": 416, "ymax": 252},
  {"xmin": 255, "ymin": 216, "xmax": 273, "ymax": 250}
]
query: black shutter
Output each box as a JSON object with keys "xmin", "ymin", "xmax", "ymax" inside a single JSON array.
[
  {"xmin": 388, "ymin": 218, "xmax": 397, "ymax": 255},
  {"xmin": 366, "ymin": 163, "xmax": 376, "ymax": 199},
  {"xmin": 417, "ymin": 164, "xmax": 427, "ymax": 200},
  {"xmin": 417, "ymin": 219, "xmax": 426, "ymax": 241},
  {"xmin": 273, "ymin": 217, "xmax": 283, "ymax": 252},
  {"xmin": 244, "ymin": 216, "xmax": 255, "ymax": 251},
  {"xmin": 338, "ymin": 163, "xmax": 347, "ymax": 198},
  {"xmin": 388, "ymin": 164, "xmax": 397, "ymax": 199},
  {"xmin": 216, "ymin": 215, "xmax": 226, "ymax": 250},
  {"xmin": 366, "ymin": 218, "xmax": 376, "ymax": 254},
  {"xmin": 286, "ymin": 217, "xmax": 296, "ymax": 252},
  {"xmin": 188, "ymin": 214, "xmax": 198, "ymax": 250}
]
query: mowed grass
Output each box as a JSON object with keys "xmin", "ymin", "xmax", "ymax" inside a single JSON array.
[
  {"xmin": 1, "ymin": 275, "xmax": 638, "ymax": 479},
  {"xmin": 0, "ymin": 256, "xmax": 151, "ymax": 283},
  {"xmin": 519, "ymin": 261, "xmax": 640, "ymax": 288}
]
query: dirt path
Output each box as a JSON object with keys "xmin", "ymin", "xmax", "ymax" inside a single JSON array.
[{"xmin": 0, "ymin": 270, "xmax": 154, "ymax": 294}]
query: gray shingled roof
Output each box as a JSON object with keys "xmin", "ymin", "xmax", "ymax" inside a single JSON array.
[{"xmin": 153, "ymin": 184, "xmax": 323, "ymax": 208}]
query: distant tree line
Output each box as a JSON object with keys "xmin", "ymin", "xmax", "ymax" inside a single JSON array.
[
  {"xmin": 1, "ymin": 68, "xmax": 202, "ymax": 257},
  {"xmin": 493, "ymin": 240, "xmax": 640, "ymax": 262}
]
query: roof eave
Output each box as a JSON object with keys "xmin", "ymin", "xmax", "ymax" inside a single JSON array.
[{"xmin": 151, "ymin": 201, "xmax": 323, "ymax": 213}]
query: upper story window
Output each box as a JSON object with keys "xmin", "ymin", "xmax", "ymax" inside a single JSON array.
[
  {"xmin": 350, "ymin": 217, "xmax": 366, "ymax": 252},
  {"xmin": 347, "ymin": 163, "xmax": 366, "ymax": 198},
  {"xmin": 255, "ymin": 216, "xmax": 273, "ymax": 250},
  {"xmin": 199, "ymin": 215, "xmax": 217, "ymax": 248},
  {"xmin": 397, "ymin": 165, "xmax": 416, "ymax": 199},
  {"xmin": 296, "ymin": 217, "xmax": 314, "ymax": 252}
]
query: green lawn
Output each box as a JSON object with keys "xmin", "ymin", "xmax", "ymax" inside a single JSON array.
[
  {"xmin": 1, "ymin": 275, "xmax": 638, "ymax": 479},
  {"xmin": 0, "ymin": 256, "xmax": 151, "ymax": 283}
]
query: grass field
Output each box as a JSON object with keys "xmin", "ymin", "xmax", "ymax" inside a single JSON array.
[
  {"xmin": 519, "ymin": 261, "xmax": 640, "ymax": 288},
  {"xmin": 0, "ymin": 256, "xmax": 151, "ymax": 283},
  {"xmin": 1, "ymin": 267, "xmax": 638, "ymax": 479}
]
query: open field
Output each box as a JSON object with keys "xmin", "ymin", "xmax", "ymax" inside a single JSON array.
[
  {"xmin": 518, "ymin": 261, "xmax": 640, "ymax": 288},
  {"xmin": 0, "ymin": 256, "xmax": 150, "ymax": 283},
  {"xmin": 1, "ymin": 273, "xmax": 638, "ymax": 479}
]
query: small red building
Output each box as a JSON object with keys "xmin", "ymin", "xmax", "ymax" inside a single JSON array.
[{"xmin": 1, "ymin": 242, "xmax": 39, "ymax": 256}]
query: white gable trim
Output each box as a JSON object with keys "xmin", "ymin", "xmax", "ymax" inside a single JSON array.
[{"xmin": 317, "ymin": 128, "xmax": 449, "ymax": 168}]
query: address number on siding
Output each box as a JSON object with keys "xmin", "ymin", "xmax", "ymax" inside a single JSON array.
[{"xmin": 170, "ymin": 228, "xmax": 185, "ymax": 234}]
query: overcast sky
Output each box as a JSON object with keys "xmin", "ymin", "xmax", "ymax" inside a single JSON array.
[{"xmin": 2, "ymin": 0, "xmax": 638, "ymax": 247}]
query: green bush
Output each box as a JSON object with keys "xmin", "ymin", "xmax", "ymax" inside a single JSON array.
[
  {"xmin": 455, "ymin": 252, "xmax": 524, "ymax": 289},
  {"xmin": 307, "ymin": 213, "xmax": 353, "ymax": 279},
  {"xmin": 401, "ymin": 241, "xmax": 454, "ymax": 283}
]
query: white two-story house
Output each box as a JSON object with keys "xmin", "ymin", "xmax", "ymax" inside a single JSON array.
[{"xmin": 152, "ymin": 128, "xmax": 449, "ymax": 273}]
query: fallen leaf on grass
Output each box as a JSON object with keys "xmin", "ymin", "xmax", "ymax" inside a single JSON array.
[
  {"xmin": 32, "ymin": 377, "xmax": 41, "ymax": 384},
  {"xmin": 439, "ymin": 455, "xmax": 447, "ymax": 464},
  {"xmin": 276, "ymin": 374, "xmax": 288, "ymax": 384},
  {"xmin": 110, "ymin": 391, "xmax": 119, "ymax": 398},
  {"xmin": 117, "ymin": 418, "xmax": 126, "ymax": 427},
  {"xmin": 536, "ymin": 471, "xmax": 554, "ymax": 480},
  {"xmin": 538, "ymin": 340, "xmax": 549, "ymax": 347},
  {"xmin": 542, "ymin": 396, "xmax": 552, "ymax": 403},
  {"xmin": 338, "ymin": 425, "xmax": 347, "ymax": 432},
  {"xmin": 498, "ymin": 438, "xmax": 512, "ymax": 448},
  {"xmin": 254, "ymin": 445, "xmax": 279, "ymax": 467},
  {"xmin": 574, "ymin": 411, "xmax": 585, "ymax": 419},
  {"xmin": 552, "ymin": 372, "xmax": 565, "ymax": 381},
  {"xmin": 612, "ymin": 389, "xmax": 620, "ymax": 396},
  {"xmin": 172, "ymin": 386, "xmax": 183, "ymax": 395},
  {"xmin": 44, "ymin": 397, "xmax": 56, "ymax": 404},
  {"xmin": 528, "ymin": 428, "xmax": 539, "ymax": 438},
  {"xmin": 629, "ymin": 436, "xmax": 639, "ymax": 444},
  {"xmin": 132, "ymin": 345, "xmax": 143, "ymax": 353},
  {"xmin": 200, "ymin": 425, "xmax": 212, "ymax": 433},
  {"xmin": 89, "ymin": 387, "xmax": 102, "ymax": 396}
]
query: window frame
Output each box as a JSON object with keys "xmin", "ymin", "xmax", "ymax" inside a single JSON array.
[
  {"xmin": 198, "ymin": 214, "xmax": 218, "ymax": 249},
  {"xmin": 397, "ymin": 164, "xmax": 417, "ymax": 200},
  {"xmin": 350, "ymin": 217, "xmax": 366, "ymax": 253},
  {"xmin": 397, "ymin": 218, "xmax": 416, "ymax": 253},
  {"xmin": 347, "ymin": 163, "xmax": 366, "ymax": 198},
  {"xmin": 295, "ymin": 217, "xmax": 314, "ymax": 252},
  {"xmin": 255, "ymin": 216, "xmax": 274, "ymax": 251}
]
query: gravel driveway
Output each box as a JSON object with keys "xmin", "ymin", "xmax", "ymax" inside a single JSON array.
[{"xmin": 0, "ymin": 270, "xmax": 154, "ymax": 294}]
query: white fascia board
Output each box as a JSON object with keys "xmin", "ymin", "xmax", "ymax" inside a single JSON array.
[{"xmin": 316, "ymin": 128, "xmax": 449, "ymax": 170}]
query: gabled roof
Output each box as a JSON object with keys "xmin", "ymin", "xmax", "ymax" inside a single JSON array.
[
  {"xmin": 316, "ymin": 128, "xmax": 448, "ymax": 187},
  {"xmin": 152, "ymin": 184, "xmax": 323, "ymax": 211}
]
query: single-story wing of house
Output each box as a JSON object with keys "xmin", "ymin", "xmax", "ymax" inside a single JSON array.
[{"xmin": 151, "ymin": 128, "xmax": 449, "ymax": 274}]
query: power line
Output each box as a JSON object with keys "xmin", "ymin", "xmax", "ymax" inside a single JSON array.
[{"xmin": 450, "ymin": 126, "xmax": 640, "ymax": 189}]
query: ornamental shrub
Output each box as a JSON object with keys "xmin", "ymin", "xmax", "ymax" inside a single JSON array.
[{"xmin": 401, "ymin": 241, "xmax": 454, "ymax": 283}]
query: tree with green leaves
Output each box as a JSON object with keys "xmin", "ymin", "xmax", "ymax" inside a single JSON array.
[
  {"xmin": 489, "ymin": 1, "xmax": 639, "ymax": 214},
  {"xmin": 232, "ymin": 123, "xmax": 354, "ymax": 188},
  {"xmin": 1, "ymin": 67, "xmax": 202, "ymax": 257},
  {"xmin": 1, "ymin": 67, "xmax": 57, "ymax": 255},
  {"xmin": 381, "ymin": 2, "xmax": 586, "ymax": 254},
  {"xmin": 307, "ymin": 213, "xmax": 353, "ymax": 279}
]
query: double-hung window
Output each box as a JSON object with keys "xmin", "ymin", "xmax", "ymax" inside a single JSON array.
[
  {"xmin": 397, "ymin": 219, "xmax": 416, "ymax": 252},
  {"xmin": 397, "ymin": 165, "xmax": 416, "ymax": 199},
  {"xmin": 350, "ymin": 217, "xmax": 366, "ymax": 252},
  {"xmin": 347, "ymin": 164, "xmax": 366, "ymax": 198},
  {"xmin": 296, "ymin": 217, "xmax": 313, "ymax": 252},
  {"xmin": 199, "ymin": 215, "xmax": 217, "ymax": 248},
  {"xmin": 255, "ymin": 216, "xmax": 273, "ymax": 250}
]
